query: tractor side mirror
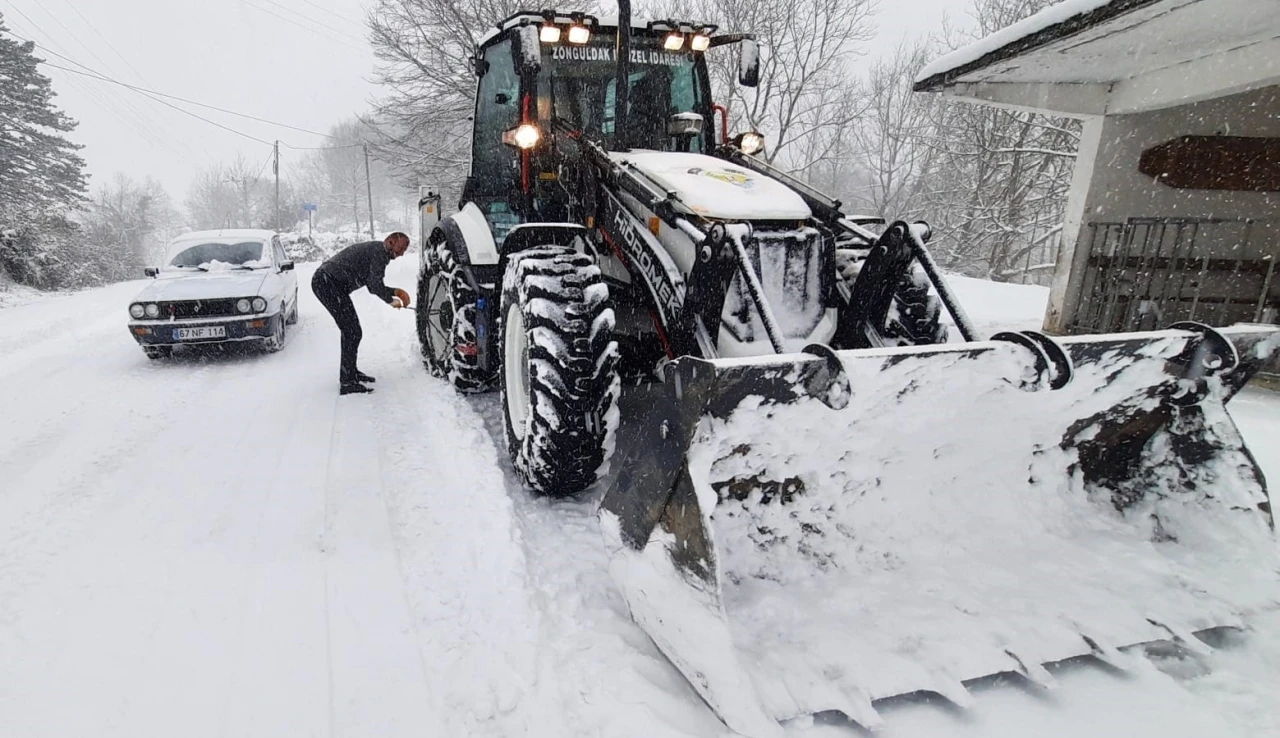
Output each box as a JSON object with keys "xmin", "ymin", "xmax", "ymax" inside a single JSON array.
[
  {"xmin": 512, "ymin": 24, "xmax": 542, "ymax": 76},
  {"xmin": 144, "ymin": 267, "xmax": 158, "ymax": 278},
  {"xmin": 739, "ymin": 38, "xmax": 760, "ymax": 87}
]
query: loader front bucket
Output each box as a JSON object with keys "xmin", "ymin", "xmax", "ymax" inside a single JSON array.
[{"xmin": 598, "ymin": 323, "xmax": 1280, "ymax": 738}]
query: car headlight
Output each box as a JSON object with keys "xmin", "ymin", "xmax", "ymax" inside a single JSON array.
[
  {"xmin": 130, "ymin": 303, "xmax": 145, "ymax": 319},
  {"xmin": 144, "ymin": 303, "xmax": 160, "ymax": 318},
  {"xmin": 252, "ymin": 297, "xmax": 267, "ymax": 313},
  {"xmin": 236, "ymin": 298, "xmax": 251, "ymax": 313}
]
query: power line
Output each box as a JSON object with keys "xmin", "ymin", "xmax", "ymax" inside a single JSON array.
[
  {"xmin": 37, "ymin": 56, "xmax": 282, "ymax": 146},
  {"xmin": 11, "ymin": 32, "xmax": 337, "ymax": 140},
  {"xmin": 256, "ymin": 0, "xmax": 360, "ymax": 38},
  {"xmin": 293, "ymin": 0, "xmax": 366, "ymax": 30},
  {"xmin": 237, "ymin": 0, "xmax": 366, "ymax": 52},
  {"xmin": 2, "ymin": 7, "xmax": 204, "ymax": 166}
]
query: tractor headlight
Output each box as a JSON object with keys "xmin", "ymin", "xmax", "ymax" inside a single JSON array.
[
  {"xmin": 691, "ymin": 34, "xmax": 711, "ymax": 51},
  {"xmin": 130, "ymin": 303, "xmax": 146, "ymax": 319},
  {"xmin": 144, "ymin": 303, "xmax": 160, "ymax": 318},
  {"xmin": 236, "ymin": 298, "xmax": 252, "ymax": 314},
  {"xmin": 663, "ymin": 32, "xmax": 684, "ymax": 51},
  {"xmin": 252, "ymin": 297, "xmax": 267, "ymax": 313},
  {"xmin": 567, "ymin": 24, "xmax": 589, "ymax": 44},
  {"xmin": 539, "ymin": 24, "xmax": 560, "ymax": 43},
  {"xmin": 503, "ymin": 124, "xmax": 541, "ymax": 150},
  {"xmin": 734, "ymin": 131, "xmax": 766, "ymax": 155}
]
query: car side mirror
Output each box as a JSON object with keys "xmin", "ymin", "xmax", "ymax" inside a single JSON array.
[
  {"xmin": 144, "ymin": 267, "xmax": 158, "ymax": 278},
  {"xmin": 739, "ymin": 38, "xmax": 760, "ymax": 87},
  {"xmin": 280, "ymin": 261, "xmax": 294, "ymax": 271}
]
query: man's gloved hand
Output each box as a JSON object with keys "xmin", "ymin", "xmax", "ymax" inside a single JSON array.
[
  {"xmin": 391, "ymin": 296, "xmax": 405, "ymax": 308},
  {"xmin": 393, "ymin": 287, "xmax": 411, "ymax": 309}
]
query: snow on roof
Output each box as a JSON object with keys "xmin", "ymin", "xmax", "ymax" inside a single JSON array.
[{"xmin": 913, "ymin": 0, "xmax": 1154, "ymax": 88}]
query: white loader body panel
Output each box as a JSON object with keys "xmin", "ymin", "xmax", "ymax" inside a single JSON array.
[
  {"xmin": 609, "ymin": 151, "xmax": 811, "ymax": 221},
  {"xmin": 613, "ymin": 180, "xmax": 837, "ymax": 358}
]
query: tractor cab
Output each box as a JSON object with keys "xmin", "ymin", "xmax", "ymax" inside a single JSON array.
[{"xmin": 462, "ymin": 10, "xmax": 759, "ymax": 243}]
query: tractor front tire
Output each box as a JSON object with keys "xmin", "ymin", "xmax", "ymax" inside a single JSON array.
[
  {"xmin": 499, "ymin": 247, "xmax": 620, "ymax": 497},
  {"xmin": 417, "ymin": 243, "xmax": 494, "ymax": 393}
]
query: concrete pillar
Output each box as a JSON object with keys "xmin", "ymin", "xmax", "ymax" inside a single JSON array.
[{"xmin": 1043, "ymin": 115, "xmax": 1107, "ymax": 335}]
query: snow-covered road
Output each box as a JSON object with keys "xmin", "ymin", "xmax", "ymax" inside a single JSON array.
[{"xmin": 1, "ymin": 260, "xmax": 1277, "ymax": 737}]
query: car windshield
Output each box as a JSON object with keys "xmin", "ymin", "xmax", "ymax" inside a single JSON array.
[
  {"xmin": 167, "ymin": 241, "xmax": 267, "ymax": 269},
  {"xmin": 542, "ymin": 34, "xmax": 705, "ymax": 151}
]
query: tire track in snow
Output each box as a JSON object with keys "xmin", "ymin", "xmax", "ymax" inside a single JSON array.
[
  {"xmin": 345, "ymin": 271, "xmax": 552, "ymax": 736},
  {"xmin": 469, "ymin": 397, "xmax": 732, "ymax": 738}
]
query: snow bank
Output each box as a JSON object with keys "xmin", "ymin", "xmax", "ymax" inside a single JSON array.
[
  {"xmin": 943, "ymin": 273, "xmax": 1051, "ymax": 336},
  {"xmin": 0, "ymin": 281, "xmax": 57, "ymax": 310}
]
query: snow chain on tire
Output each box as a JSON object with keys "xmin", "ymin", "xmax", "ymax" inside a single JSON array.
[
  {"xmin": 417, "ymin": 243, "xmax": 494, "ymax": 393},
  {"xmin": 836, "ymin": 248, "xmax": 948, "ymax": 347},
  {"xmin": 499, "ymin": 246, "xmax": 621, "ymax": 497}
]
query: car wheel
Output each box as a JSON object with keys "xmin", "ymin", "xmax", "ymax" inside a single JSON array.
[{"xmin": 264, "ymin": 314, "xmax": 286, "ymax": 353}]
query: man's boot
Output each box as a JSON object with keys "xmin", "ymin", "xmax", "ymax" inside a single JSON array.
[{"xmin": 340, "ymin": 381, "xmax": 374, "ymax": 395}]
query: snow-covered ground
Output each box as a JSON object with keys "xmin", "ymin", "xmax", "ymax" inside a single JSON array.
[{"xmin": 0, "ymin": 259, "xmax": 1277, "ymax": 737}]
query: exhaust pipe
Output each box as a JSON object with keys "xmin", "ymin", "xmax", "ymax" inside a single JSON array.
[{"xmin": 614, "ymin": 0, "xmax": 631, "ymax": 150}]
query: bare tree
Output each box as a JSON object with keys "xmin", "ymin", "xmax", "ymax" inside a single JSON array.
[
  {"xmin": 364, "ymin": 0, "xmax": 584, "ymax": 203},
  {"xmin": 841, "ymin": 39, "xmax": 940, "ymax": 219},
  {"xmin": 78, "ymin": 174, "xmax": 179, "ymax": 281},
  {"xmin": 184, "ymin": 153, "xmax": 278, "ymax": 230},
  {"xmin": 650, "ymin": 0, "xmax": 876, "ymax": 171},
  {"xmin": 914, "ymin": 0, "xmax": 1082, "ymax": 282}
]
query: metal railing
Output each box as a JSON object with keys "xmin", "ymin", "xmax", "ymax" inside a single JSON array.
[{"xmin": 1068, "ymin": 217, "xmax": 1278, "ymax": 335}]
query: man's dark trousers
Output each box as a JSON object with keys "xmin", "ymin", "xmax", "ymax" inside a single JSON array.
[{"xmin": 311, "ymin": 269, "xmax": 362, "ymax": 383}]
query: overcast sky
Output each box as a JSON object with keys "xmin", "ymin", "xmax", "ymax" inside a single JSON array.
[{"xmin": 3, "ymin": 0, "xmax": 972, "ymax": 202}]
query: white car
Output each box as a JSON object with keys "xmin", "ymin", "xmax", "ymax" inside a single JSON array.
[{"xmin": 127, "ymin": 229, "xmax": 299, "ymax": 359}]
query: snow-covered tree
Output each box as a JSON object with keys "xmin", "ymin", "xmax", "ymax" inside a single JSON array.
[{"xmin": 0, "ymin": 12, "xmax": 89, "ymax": 288}]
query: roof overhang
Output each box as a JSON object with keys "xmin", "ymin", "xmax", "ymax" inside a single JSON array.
[{"xmin": 913, "ymin": 0, "xmax": 1280, "ymax": 116}]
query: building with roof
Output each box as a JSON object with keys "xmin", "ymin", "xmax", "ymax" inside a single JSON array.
[{"xmin": 914, "ymin": 0, "xmax": 1278, "ymax": 339}]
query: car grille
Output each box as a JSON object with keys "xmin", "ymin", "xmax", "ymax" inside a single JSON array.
[{"xmin": 160, "ymin": 299, "xmax": 241, "ymax": 319}]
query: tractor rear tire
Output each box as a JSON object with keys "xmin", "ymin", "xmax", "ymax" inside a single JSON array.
[
  {"xmin": 499, "ymin": 247, "xmax": 620, "ymax": 497},
  {"xmin": 417, "ymin": 243, "xmax": 494, "ymax": 393}
]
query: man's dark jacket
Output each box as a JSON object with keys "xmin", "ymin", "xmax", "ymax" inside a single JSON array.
[{"xmin": 315, "ymin": 241, "xmax": 396, "ymax": 303}]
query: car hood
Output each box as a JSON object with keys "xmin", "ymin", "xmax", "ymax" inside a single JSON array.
[
  {"xmin": 133, "ymin": 271, "xmax": 270, "ymax": 302},
  {"xmin": 607, "ymin": 151, "xmax": 812, "ymax": 221}
]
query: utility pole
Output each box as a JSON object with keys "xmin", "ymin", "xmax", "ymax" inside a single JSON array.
[
  {"xmin": 363, "ymin": 141, "xmax": 375, "ymax": 239},
  {"xmin": 273, "ymin": 140, "xmax": 280, "ymax": 231}
]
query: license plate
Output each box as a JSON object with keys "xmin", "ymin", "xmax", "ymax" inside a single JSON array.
[{"xmin": 173, "ymin": 326, "xmax": 226, "ymax": 340}]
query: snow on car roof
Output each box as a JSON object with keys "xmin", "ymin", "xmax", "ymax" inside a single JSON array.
[{"xmin": 170, "ymin": 228, "xmax": 276, "ymax": 244}]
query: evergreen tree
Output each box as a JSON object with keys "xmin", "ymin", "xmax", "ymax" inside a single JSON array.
[
  {"xmin": 0, "ymin": 12, "xmax": 90, "ymax": 287},
  {"xmin": 0, "ymin": 13, "xmax": 88, "ymax": 214}
]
